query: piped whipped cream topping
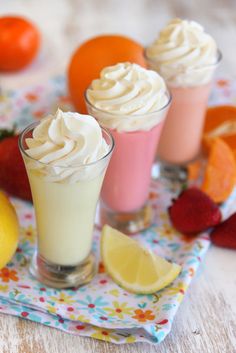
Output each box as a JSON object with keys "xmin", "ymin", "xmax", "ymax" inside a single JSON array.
[
  {"xmin": 146, "ymin": 18, "xmax": 219, "ymax": 86},
  {"xmin": 86, "ymin": 62, "xmax": 169, "ymax": 132},
  {"xmin": 25, "ymin": 109, "xmax": 109, "ymax": 182}
]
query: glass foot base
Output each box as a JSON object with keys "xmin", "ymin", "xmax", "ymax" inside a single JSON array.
[
  {"xmin": 98, "ymin": 202, "xmax": 153, "ymax": 235},
  {"xmin": 152, "ymin": 161, "xmax": 188, "ymax": 183},
  {"xmin": 29, "ymin": 252, "xmax": 96, "ymax": 289}
]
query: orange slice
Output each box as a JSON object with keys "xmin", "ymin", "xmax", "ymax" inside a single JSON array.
[
  {"xmin": 203, "ymin": 105, "xmax": 236, "ymax": 156},
  {"xmin": 201, "ymin": 138, "xmax": 236, "ymax": 203}
]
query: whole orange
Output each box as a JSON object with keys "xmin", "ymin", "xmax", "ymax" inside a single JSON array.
[
  {"xmin": 67, "ymin": 35, "xmax": 147, "ymax": 113},
  {"xmin": 0, "ymin": 16, "xmax": 40, "ymax": 71}
]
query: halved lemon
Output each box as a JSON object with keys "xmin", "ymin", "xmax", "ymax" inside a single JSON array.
[{"xmin": 101, "ymin": 225, "xmax": 181, "ymax": 294}]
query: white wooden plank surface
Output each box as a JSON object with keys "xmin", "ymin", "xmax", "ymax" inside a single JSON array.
[{"xmin": 0, "ymin": 1, "xmax": 236, "ymax": 352}]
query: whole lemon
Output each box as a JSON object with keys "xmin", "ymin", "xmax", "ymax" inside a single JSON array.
[{"xmin": 0, "ymin": 192, "xmax": 19, "ymax": 269}]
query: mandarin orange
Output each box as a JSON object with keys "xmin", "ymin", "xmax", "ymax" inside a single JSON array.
[
  {"xmin": 67, "ymin": 35, "xmax": 146, "ymax": 113},
  {"xmin": 0, "ymin": 16, "xmax": 40, "ymax": 71}
]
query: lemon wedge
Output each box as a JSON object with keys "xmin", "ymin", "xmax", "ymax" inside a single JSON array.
[
  {"xmin": 0, "ymin": 192, "xmax": 19, "ymax": 269},
  {"xmin": 101, "ymin": 225, "xmax": 181, "ymax": 294}
]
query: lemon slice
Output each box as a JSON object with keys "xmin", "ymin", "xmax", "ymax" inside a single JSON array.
[{"xmin": 101, "ymin": 225, "xmax": 181, "ymax": 294}]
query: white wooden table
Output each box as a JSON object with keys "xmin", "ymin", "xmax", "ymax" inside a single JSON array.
[{"xmin": 0, "ymin": 1, "xmax": 236, "ymax": 352}]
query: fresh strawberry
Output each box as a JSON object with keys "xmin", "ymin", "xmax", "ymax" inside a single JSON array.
[
  {"xmin": 0, "ymin": 132, "xmax": 32, "ymax": 201},
  {"xmin": 168, "ymin": 187, "xmax": 222, "ymax": 235},
  {"xmin": 210, "ymin": 212, "xmax": 236, "ymax": 249}
]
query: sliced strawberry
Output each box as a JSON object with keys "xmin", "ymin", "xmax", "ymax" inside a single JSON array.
[
  {"xmin": 210, "ymin": 212, "xmax": 236, "ymax": 249},
  {"xmin": 168, "ymin": 187, "xmax": 222, "ymax": 235}
]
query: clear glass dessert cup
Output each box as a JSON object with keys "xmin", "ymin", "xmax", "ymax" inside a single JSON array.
[
  {"xmin": 85, "ymin": 91, "xmax": 171, "ymax": 234},
  {"xmin": 145, "ymin": 49, "xmax": 222, "ymax": 182},
  {"xmin": 19, "ymin": 121, "xmax": 114, "ymax": 288}
]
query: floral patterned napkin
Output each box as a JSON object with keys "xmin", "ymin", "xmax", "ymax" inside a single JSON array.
[{"xmin": 0, "ymin": 76, "xmax": 235, "ymax": 344}]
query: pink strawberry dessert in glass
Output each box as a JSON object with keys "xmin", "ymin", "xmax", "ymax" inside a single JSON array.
[
  {"xmin": 145, "ymin": 18, "xmax": 222, "ymax": 179},
  {"xmin": 85, "ymin": 62, "xmax": 171, "ymax": 233}
]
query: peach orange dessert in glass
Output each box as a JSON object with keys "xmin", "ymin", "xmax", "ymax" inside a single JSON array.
[
  {"xmin": 85, "ymin": 62, "xmax": 171, "ymax": 233},
  {"xmin": 145, "ymin": 18, "xmax": 221, "ymax": 179}
]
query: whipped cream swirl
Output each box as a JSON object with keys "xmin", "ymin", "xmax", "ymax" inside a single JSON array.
[
  {"xmin": 25, "ymin": 109, "xmax": 109, "ymax": 182},
  {"xmin": 86, "ymin": 62, "xmax": 169, "ymax": 132},
  {"xmin": 146, "ymin": 18, "xmax": 219, "ymax": 86}
]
